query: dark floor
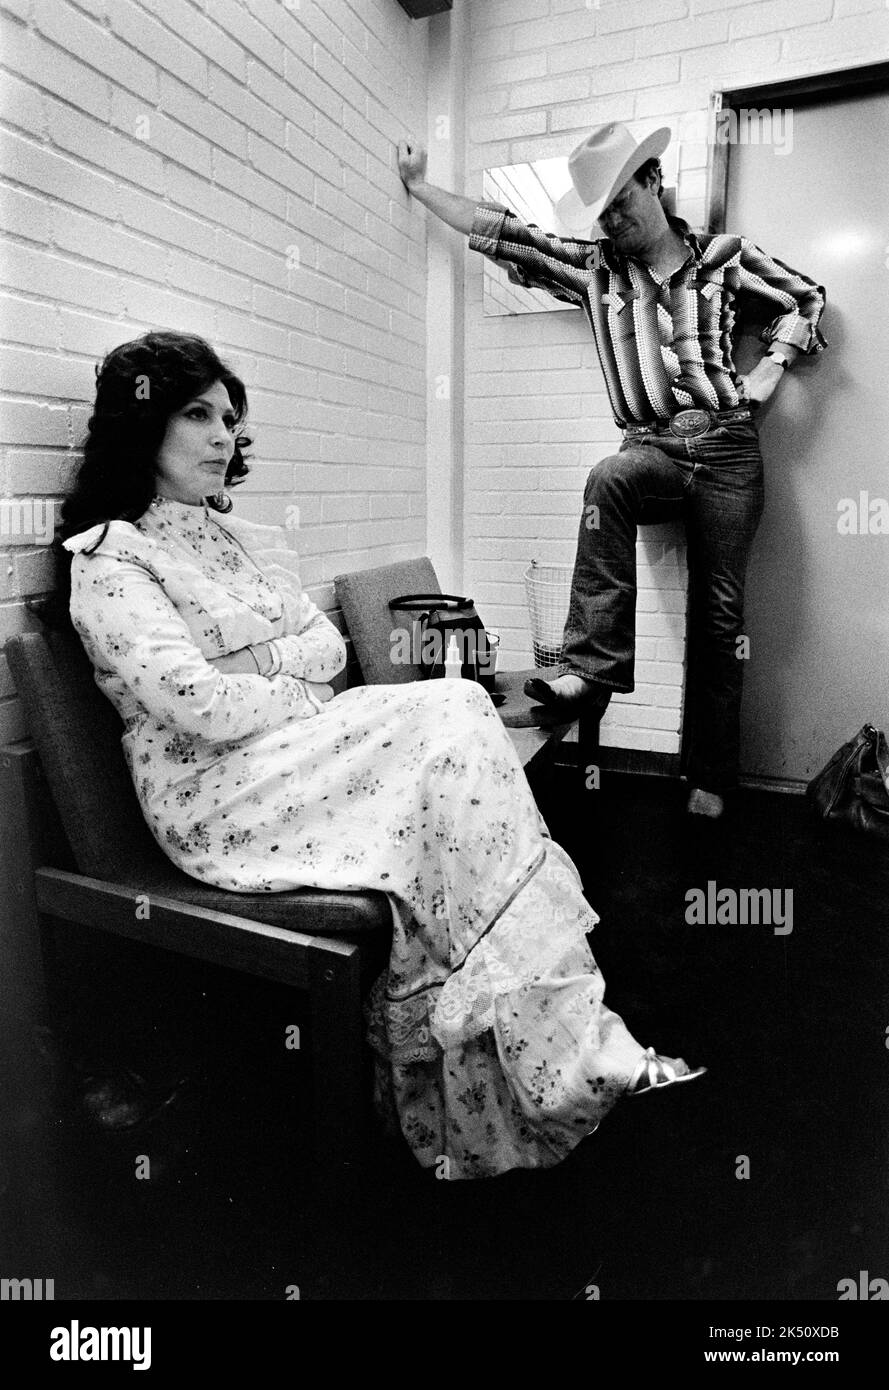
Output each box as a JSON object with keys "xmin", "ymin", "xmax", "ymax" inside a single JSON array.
[{"xmin": 3, "ymin": 768, "xmax": 888, "ymax": 1301}]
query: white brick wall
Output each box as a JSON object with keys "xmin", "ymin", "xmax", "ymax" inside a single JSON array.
[
  {"xmin": 0, "ymin": 0, "xmax": 428, "ymax": 743},
  {"xmin": 463, "ymin": 0, "xmax": 888, "ymax": 755},
  {"xmin": 2, "ymin": 0, "xmax": 888, "ymax": 760}
]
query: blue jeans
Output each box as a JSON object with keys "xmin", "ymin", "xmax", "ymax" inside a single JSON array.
[{"xmin": 562, "ymin": 417, "xmax": 765, "ymax": 793}]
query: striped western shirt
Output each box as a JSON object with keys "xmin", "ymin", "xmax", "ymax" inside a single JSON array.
[{"xmin": 469, "ymin": 206, "xmax": 828, "ymax": 428}]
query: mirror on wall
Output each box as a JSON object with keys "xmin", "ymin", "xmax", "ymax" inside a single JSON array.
[
  {"xmin": 481, "ymin": 158, "xmax": 577, "ymax": 317},
  {"xmin": 481, "ymin": 158, "xmax": 678, "ymax": 317}
]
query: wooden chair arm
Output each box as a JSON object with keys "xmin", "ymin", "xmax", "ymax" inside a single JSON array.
[{"xmin": 34, "ymin": 867, "xmax": 361, "ymax": 990}]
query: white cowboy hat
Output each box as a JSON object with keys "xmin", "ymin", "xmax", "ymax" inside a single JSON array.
[{"xmin": 556, "ymin": 122, "xmax": 672, "ymax": 234}]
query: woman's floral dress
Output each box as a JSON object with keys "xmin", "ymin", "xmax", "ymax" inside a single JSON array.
[{"xmin": 65, "ymin": 497, "xmax": 646, "ymax": 1179}]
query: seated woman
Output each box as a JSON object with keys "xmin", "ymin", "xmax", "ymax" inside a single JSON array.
[{"xmin": 59, "ymin": 330, "xmax": 704, "ymax": 1181}]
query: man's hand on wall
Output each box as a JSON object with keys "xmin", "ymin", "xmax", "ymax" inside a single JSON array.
[
  {"xmin": 395, "ymin": 143, "xmax": 478, "ymax": 235},
  {"xmin": 397, "ymin": 139, "xmax": 427, "ymax": 190}
]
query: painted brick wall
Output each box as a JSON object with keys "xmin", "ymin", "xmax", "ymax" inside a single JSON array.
[
  {"xmin": 462, "ymin": 0, "xmax": 888, "ymax": 754},
  {"xmin": 0, "ymin": 0, "xmax": 429, "ymax": 745}
]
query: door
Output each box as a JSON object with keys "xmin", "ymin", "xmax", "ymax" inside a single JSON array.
[{"xmin": 723, "ymin": 85, "xmax": 889, "ymax": 785}]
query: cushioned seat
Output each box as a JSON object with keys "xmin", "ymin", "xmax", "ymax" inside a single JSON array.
[{"xmin": 5, "ymin": 626, "xmax": 389, "ymax": 935}]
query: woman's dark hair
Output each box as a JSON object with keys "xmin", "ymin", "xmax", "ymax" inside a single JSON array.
[
  {"xmin": 633, "ymin": 157, "xmax": 664, "ymax": 198},
  {"xmin": 59, "ymin": 331, "xmax": 252, "ymax": 548}
]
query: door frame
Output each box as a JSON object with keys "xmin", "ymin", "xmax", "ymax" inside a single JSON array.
[
  {"xmin": 705, "ymin": 60, "xmax": 889, "ymax": 235},
  {"xmin": 700, "ymin": 63, "xmax": 889, "ymax": 791}
]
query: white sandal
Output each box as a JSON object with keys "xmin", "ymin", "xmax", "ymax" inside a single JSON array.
[{"xmin": 627, "ymin": 1046, "xmax": 707, "ymax": 1097}]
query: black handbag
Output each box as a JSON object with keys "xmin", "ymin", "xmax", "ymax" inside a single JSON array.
[
  {"xmin": 806, "ymin": 723, "xmax": 889, "ymax": 841},
  {"xmin": 388, "ymin": 593, "xmax": 494, "ymax": 684}
]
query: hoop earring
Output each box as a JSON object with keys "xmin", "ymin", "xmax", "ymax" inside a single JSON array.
[{"xmin": 211, "ymin": 490, "xmax": 233, "ymax": 512}]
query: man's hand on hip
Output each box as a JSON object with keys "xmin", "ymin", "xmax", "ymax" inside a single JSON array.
[{"xmin": 736, "ymin": 355, "xmax": 787, "ymax": 408}]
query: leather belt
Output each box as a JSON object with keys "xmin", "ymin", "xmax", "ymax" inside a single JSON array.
[{"xmin": 623, "ymin": 406, "xmax": 753, "ymax": 439}]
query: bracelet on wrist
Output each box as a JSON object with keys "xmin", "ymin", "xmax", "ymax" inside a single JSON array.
[
  {"xmin": 253, "ymin": 643, "xmax": 273, "ymax": 677},
  {"xmin": 266, "ymin": 641, "xmax": 282, "ymax": 677}
]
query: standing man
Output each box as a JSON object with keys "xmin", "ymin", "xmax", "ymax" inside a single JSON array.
[{"xmin": 397, "ymin": 122, "xmax": 827, "ymax": 817}]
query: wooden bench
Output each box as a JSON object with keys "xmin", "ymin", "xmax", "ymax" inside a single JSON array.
[{"xmin": 2, "ymin": 555, "xmax": 573, "ymax": 1173}]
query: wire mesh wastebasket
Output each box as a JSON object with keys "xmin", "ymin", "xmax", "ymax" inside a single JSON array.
[{"xmin": 524, "ymin": 560, "xmax": 573, "ymax": 669}]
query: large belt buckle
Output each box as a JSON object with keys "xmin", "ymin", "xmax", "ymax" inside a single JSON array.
[{"xmin": 669, "ymin": 408, "xmax": 712, "ymax": 439}]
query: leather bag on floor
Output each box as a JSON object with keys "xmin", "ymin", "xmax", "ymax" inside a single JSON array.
[{"xmin": 806, "ymin": 723, "xmax": 889, "ymax": 841}]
